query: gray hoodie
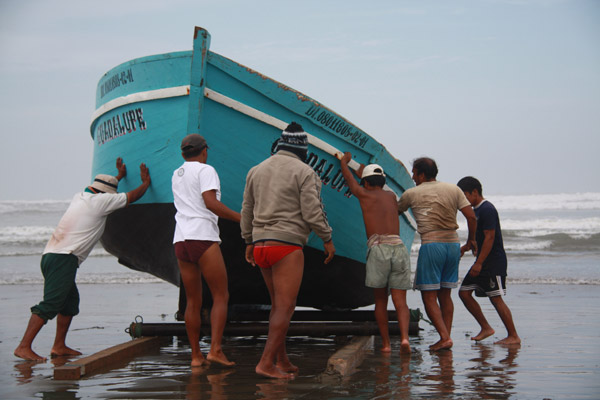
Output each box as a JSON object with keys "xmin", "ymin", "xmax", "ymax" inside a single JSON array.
[{"xmin": 241, "ymin": 150, "xmax": 332, "ymax": 246}]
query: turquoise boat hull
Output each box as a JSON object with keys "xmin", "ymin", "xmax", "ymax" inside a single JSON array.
[{"xmin": 90, "ymin": 27, "xmax": 415, "ymax": 310}]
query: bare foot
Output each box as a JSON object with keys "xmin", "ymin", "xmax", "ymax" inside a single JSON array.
[
  {"xmin": 191, "ymin": 357, "xmax": 210, "ymax": 368},
  {"xmin": 207, "ymin": 350, "xmax": 236, "ymax": 367},
  {"xmin": 400, "ymin": 339, "xmax": 411, "ymax": 354},
  {"xmin": 471, "ymin": 328, "xmax": 495, "ymax": 341},
  {"xmin": 381, "ymin": 345, "xmax": 392, "ymax": 353},
  {"xmin": 50, "ymin": 356, "xmax": 73, "ymax": 367},
  {"xmin": 256, "ymin": 365, "xmax": 294, "ymax": 379},
  {"xmin": 14, "ymin": 347, "xmax": 47, "ymax": 362},
  {"xmin": 50, "ymin": 346, "xmax": 82, "ymax": 358},
  {"xmin": 276, "ymin": 360, "xmax": 298, "ymax": 373},
  {"xmin": 429, "ymin": 338, "xmax": 453, "ymax": 351},
  {"xmin": 495, "ymin": 336, "xmax": 521, "ymax": 345}
]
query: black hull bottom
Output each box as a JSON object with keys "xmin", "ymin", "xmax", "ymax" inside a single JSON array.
[{"xmin": 102, "ymin": 203, "xmax": 374, "ymax": 310}]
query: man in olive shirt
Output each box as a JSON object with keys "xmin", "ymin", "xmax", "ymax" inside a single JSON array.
[{"xmin": 398, "ymin": 157, "xmax": 476, "ymax": 351}]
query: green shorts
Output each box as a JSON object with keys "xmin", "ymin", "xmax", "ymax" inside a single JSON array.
[
  {"xmin": 31, "ymin": 253, "xmax": 80, "ymax": 322},
  {"xmin": 365, "ymin": 243, "xmax": 411, "ymax": 290}
]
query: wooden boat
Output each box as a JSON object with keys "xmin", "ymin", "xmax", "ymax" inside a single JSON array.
[{"xmin": 90, "ymin": 27, "xmax": 416, "ymax": 310}]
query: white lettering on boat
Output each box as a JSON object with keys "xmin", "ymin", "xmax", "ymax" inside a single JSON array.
[
  {"xmin": 100, "ymin": 69, "xmax": 135, "ymax": 98},
  {"xmin": 95, "ymin": 107, "xmax": 147, "ymax": 146},
  {"xmin": 304, "ymin": 105, "xmax": 369, "ymax": 149}
]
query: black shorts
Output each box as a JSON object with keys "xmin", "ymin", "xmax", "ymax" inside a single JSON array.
[{"xmin": 459, "ymin": 273, "xmax": 507, "ymax": 298}]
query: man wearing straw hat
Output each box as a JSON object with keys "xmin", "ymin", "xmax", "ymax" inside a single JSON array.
[{"xmin": 14, "ymin": 157, "xmax": 151, "ymax": 361}]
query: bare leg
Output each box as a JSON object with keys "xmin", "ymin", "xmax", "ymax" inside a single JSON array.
[
  {"xmin": 14, "ymin": 314, "xmax": 47, "ymax": 361},
  {"xmin": 490, "ymin": 296, "xmax": 521, "ymax": 345},
  {"xmin": 438, "ymin": 288, "xmax": 454, "ymax": 336},
  {"xmin": 421, "ymin": 290, "xmax": 453, "ymax": 351},
  {"xmin": 275, "ymin": 341, "xmax": 298, "ymax": 373},
  {"xmin": 50, "ymin": 314, "xmax": 82, "ymax": 357},
  {"xmin": 256, "ymin": 250, "xmax": 303, "ymax": 379},
  {"xmin": 459, "ymin": 290, "xmax": 495, "ymax": 341},
  {"xmin": 390, "ymin": 289, "xmax": 411, "ymax": 354},
  {"xmin": 178, "ymin": 258, "xmax": 209, "ymax": 367},
  {"xmin": 199, "ymin": 244, "xmax": 235, "ymax": 367},
  {"xmin": 264, "ymin": 277, "xmax": 298, "ymax": 373},
  {"xmin": 373, "ymin": 288, "xmax": 391, "ymax": 352}
]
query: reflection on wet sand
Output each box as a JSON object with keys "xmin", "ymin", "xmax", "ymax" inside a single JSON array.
[
  {"xmin": 425, "ymin": 350, "xmax": 456, "ymax": 397},
  {"xmin": 14, "ymin": 354, "xmax": 75, "ymax": 385},
  {"xmin": 255, "ymin": 380, "xmax": 291, "ymax": 400},
  {"xmin": 8, "ymin": 335, "xmax": 525, "ymax": 399},
  {"xmin": 14, "ymin": 357, "xmax": 81, "ymax": 400},
  {"xmin": 49, "ymin": 355, "xmax": 75, "ymax": 368},
  {"xmin": 186, "ymin": 366, "xmax": 235, "ymax": 400},
  {"xmin": 465, "ymin": 343, "xmax": 520, "ymax": 398},
  {"xmin": 373, "ymin": 352, "xmax": 413, "ymax": 399},
  {"xmin": 373, "ymin": 352, "xmax": 392, "ymax": 398},
  {"xmin": 41, "ymin": 388, "xmax": 79, "ymax": 400},
  {"xmin": 14, "ymin": 360, "xmax": 37, "ymax": 385},
  {"xmin": 395, "ymin": 354, "xmax": 413, "ymax": 399}
]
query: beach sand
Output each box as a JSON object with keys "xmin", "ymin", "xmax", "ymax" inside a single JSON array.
[{"xmin": 2, "ymin": 282, "xmax": 599, "ymax": 399}]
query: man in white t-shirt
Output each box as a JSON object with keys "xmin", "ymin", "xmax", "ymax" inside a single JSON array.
[
  {"xmin": 172, "ymin": 133, "xmax": 240, "ymax": 368},
  {"xmin": 14, "ymin": 158, "xmax": 151, "ymax": 361}
]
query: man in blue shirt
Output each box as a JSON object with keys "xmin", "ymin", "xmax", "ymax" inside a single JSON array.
[{"xmin": 457, "ymin": 176, "xmax": 520, "ymax": 345}]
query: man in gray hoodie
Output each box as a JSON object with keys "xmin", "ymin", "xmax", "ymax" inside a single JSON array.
[{"xmin": 241, "ymin": 122, "xmax": 335, "ymax": 379}]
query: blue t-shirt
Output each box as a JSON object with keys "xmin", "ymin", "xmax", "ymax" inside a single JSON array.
[{"xmin": 475, "ymin": 200, "xmax": 507, "ymax": 276}]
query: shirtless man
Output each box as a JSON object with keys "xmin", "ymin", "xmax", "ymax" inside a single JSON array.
[{"xmin": 340, "ymin": 152, "xmax": 412, "ymax": 354}]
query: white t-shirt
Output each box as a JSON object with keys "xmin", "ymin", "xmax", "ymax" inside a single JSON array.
[
  {"xmin": 44, "ymin": 191, "xmax": 128, "ymax": 264},
  {"xmin": 172, "ymin": 161, "xmax": 222, "ymax": 244}
]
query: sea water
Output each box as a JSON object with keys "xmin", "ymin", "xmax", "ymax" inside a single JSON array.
[
  {"xmin": 457, "ymin": 192, "xmax": 600, "ymax": 285},
  {"xmin": 0, "ymin": 199, "xmax": 162, "ymax": 284},
  {"xmin": 1, "ymin": 192, "xmax": 598, "ymax": 285}
]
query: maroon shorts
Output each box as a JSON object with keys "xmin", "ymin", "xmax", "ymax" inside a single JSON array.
[
  {"xmin": 253, "ymin": 245, "xmax": 302, "ymax": 269},
  {"xmin": 175, "ymin": 240, "xmax": 217, "ymax": 263}
]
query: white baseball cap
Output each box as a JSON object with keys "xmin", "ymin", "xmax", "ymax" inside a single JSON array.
[{"xmin": 362, "ymin": 164, "xmax": 385, "ymax": 178}]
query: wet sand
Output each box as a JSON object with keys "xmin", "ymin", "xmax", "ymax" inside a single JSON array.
[{"xmin": 2, "ymin": 282, "xmax": 599, "ymax": 399}]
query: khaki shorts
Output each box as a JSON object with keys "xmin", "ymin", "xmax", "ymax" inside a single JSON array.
[{"xmin": 365, "ymin": 243, "xmax": 411, "ymax": 290}]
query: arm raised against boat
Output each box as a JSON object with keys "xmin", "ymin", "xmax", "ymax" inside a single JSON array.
[
  {"xmin": 125, "ymin": 163, "xmax": 151, "ymax": 205},
  {"xmin": 116, "ymin": 157, "xmax": 127, "ymax": 181},
  {"xmin": 340, "ymin": 152, "xmax": 364, "ymax": 196}
]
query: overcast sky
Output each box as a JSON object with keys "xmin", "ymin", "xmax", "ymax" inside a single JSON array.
[{"xmin": 1, "ymin": 0, "xmax": 598, "ymax": 200}]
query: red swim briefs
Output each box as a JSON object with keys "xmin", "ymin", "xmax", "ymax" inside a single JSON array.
[
  {"xmin": 175, "ymin": 240, "xmax": 216, "ymax": 263},
  {"xmin": 253, "ymin": 245, "xmax": 302, "ymax": 269}
]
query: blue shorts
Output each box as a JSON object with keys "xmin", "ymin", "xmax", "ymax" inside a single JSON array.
[{"xmin": 415, "ymin": 242, "xmax": 460, "ymax": 291}]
